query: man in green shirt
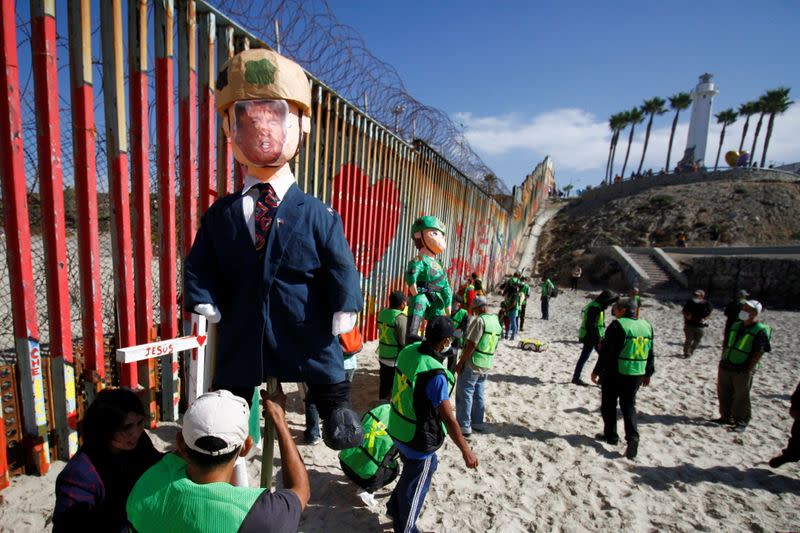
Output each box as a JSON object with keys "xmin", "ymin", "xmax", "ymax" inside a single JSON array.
[
  {"xmin": 539, "ymin": 275, "xmax": 556, "ymax": 320},
  {"xmin": 127, "ymin": 389, "xmax": 309, "ymax": 533}
]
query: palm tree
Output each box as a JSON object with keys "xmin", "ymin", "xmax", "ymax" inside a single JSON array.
[
  {"xmin": 620, "ymin": 107, "xmax": 644, "ymax": 179},
  {"xmin": 713, "ymin": 108, "xmax": 737, "ymax": 171},
  {"xmin": 759, "ymin": 87, "xmax": 794, "ymax": 168},
  {"xmin": 748, "ymin": 96, "xmax": 767, "ymax": 166},
  {"xmin": 563, "ymin": 184, "xmax": 574, "ymax": 197},
  {"xmin": 605, "ymin": 112, "xmax": 628, "ymax": 184},
  {"xmin": 737, "ymin": 100, "xmax": 759, "ymax": 152},
  {"xmin": 666, "ymin": 92, "xmax": 692, "ymax": 173},
  {"xmin": 637, "ymin": 97, "xmax": 667, "ymax": 174}
]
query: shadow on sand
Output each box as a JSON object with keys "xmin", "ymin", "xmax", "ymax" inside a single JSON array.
[
  {"xmin": 490, "ymin": 374, "xmax": 543, "ymax": 387},
  {"xmin": 629, "ymin": 464, "xmax": 800, "ymax": 495},
  {"xmin": 299, "ymin": 468, "xmax": 388, "ymax": 532},
  {"xmin": 489, "ymin": 423, "xmax": 620, "ymax": 459}
]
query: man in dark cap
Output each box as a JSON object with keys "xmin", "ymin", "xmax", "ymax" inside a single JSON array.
[
  {"xmin": 387, "ymin": 316, "xmax": 478, "ymax": 533},
  {"xmin": 572, "ymin": 290, "xmax": 619, "ymax": 386},
  {"xmin": 681, "ymin": 289, "xmax": 712, "ymax": 358},
  {"xmin": 591, "ymin": 298, "xmax": 655, "ymax": 460},
  {"xmin": 722, "ymin": 289, "xmax": 749, "ymax": 343}
]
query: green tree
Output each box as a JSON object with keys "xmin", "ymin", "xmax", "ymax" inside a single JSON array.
[
  {"xmin": 605, "ymin": 111, "xmax": 628, "ymax": 184},
  {"xmin": 759, "ymin": 87, "xmax": 794, "ymax": 168},
  {"xmin": 620, "ymin": 107, "xmax": 644, "ymax": 179},
  {"xmin": 563, "ymin": 184, "xmax": 574, "ymax": 197},
  {"xmin": 637, "ymin": 97, "xmax": 667, "ymax": 175},
  {"xmin": 713, "ymin": 108, "xmax": 737, "ymax": 171},
  {"xmin": 736, "ymin": 100, "xmax": 759, "ymax": 152},
  {"xmin": 665, "ymin": 92, "xmax": 692, "ymax": 173},
  {"xmin": 748, "ymin": 96, "xmax": 767, "ymax": 167}
]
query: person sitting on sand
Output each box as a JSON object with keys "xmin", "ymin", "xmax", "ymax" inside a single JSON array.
[
  {"xmin": 592, "ymin": 298, "xmax": 655, "ymax": 460},
  {"xmin": 714, "ymin": 300, "xmax": 772, "ymax": 433},
  {"xmin": 53, "ymin": 388, "xmax": 162, "ymax": 532},
  {"xmin": 769, "ymin": 381, "xmax": 800, "ymax": 468},
  {"xmin": 126, "ymin": 389, "xmax": 309, "ymax": 533},
  {"xmin": 387, "ymin": 316, "xmax": 478, "ymax": 533}
]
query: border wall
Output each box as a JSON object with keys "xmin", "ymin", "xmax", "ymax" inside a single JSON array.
[{"xmin": 0, "ymin": 0, "xmax": 551, "ymax": 480}]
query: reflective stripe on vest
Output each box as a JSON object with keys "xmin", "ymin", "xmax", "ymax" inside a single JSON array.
[
  {"xmin": 578, "ymin": 301, "xmax": 604, "ymax": 341},
  {"xmin": 388, "ymin": 342, "xmax": 454, "ymax": 445},
  {"xmin": 616, "ymin": 317, "xmax": 653, "ymax": 376},
  {"xmin": 472, "ymin": 314, "xmax": 503, "ymax": 369},
  {"xmin": 722, "ymin": 321, "xmax": 772, "ymax": 365},
  {"xmin": 377, "ymin": 308, "xmax": 403, "ymax": 359},
  {"xmin": 338, "ymin": 403, "xmax": 397, "ymax": 481}
]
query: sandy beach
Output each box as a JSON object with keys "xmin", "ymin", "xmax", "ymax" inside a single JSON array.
[{"xmin": 2, "ymin": 288, "xmax": 798, "ymax": 532}]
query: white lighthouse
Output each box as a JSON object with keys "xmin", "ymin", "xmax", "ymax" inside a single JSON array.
[{"xmin": 684, "ymin": 73, "xmax": 719, "ymax": 166}]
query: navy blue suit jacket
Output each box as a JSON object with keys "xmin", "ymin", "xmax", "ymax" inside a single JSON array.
[{"xmin": 183, "ymin": 183, "xmax": 363, "ymax": 387}]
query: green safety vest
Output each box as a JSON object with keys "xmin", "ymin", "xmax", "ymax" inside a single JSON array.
[
  {"xmin": 451, "ymin": 308, "xmax": 469, "ymax": 347},
  {"xmin": 127, "ymin": 453, "xmax": 265, "ymax": 533},
  {"xmin": 721, "ymin": 321, "xmax": 772, "ymax": 366},
  {"xmin": 541, "ymin": 279, "xmax": 554, "ymax": 297},
  {"xmin": 338, "ymin": 404, "xmax": 398, "ymax": 490},
  {"xmin": 471, "ymin": 314, "xmax": 503, "ymax": 369},
  {"xmin": 388, "ymin": 342, "xmax": 455, "ymax": 452},
  {"xmin": 377, "ymin": 308, "xmax": 404, "ymax": 359},
  {"xmin": 578, "ymin": 301, "xmax": 605, "ymax": 342},
  {"xmin": 616, "ymin": 317, "xmax": 653, "ymax": 376}
]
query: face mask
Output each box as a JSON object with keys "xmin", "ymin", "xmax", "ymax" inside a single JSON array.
[
  {"xmin": 230, "ymin": 99, "xmax": 302, "ymax": 168},
  {"xmin": 441, "ymin": 340, "xmax": 452, "ymax": 352},
  {"xmin": 692, "ymin": 298, "xmax": 701, "ymax": 304},
  {"xmin": 738, "ymin": 310, "xmax": 751, "ymax": 321}
]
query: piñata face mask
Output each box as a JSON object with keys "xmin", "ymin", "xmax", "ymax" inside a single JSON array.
[
  {"xmin": 229, "ymin": 99, "xmax": 302, "ymax": 168},
  {"xmin": 419, "ymin": 228, "xmax": 446, "ymax": 255}
]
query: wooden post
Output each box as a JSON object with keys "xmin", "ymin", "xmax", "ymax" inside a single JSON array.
[
  {"xmin": 155, "ymin": 0, "xmax": 180, "ymax": 421},
  {"xmin": 0, "ymin": 0, "xmax": 49, "ymax": 475}
]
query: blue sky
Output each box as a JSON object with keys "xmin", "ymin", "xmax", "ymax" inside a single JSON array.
[{"xmin": 330, "ymin": 1, "xmax": 800, "ymax": 191}]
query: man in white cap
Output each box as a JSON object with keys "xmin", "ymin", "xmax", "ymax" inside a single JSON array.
[
  {"xmin": 126, "ymin": 389, "xmax": 309, "ymax": 532},
  {"xmin": 714, "ymin": 300, "xmax": 772, "ymax": 432}
]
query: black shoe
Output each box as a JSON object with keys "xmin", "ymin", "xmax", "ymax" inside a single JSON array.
[
  {"xmin": 710, "ymin": 417, "xmax": 734, "ymax": 425},
  {"xmin": 769, "ymin": 454, "xmax": 797, "ymax": 468},
  {"xmin": 595, "ymin": 433, "xmax": 619, "ymax": 445},
  {"xmin": 571, "ymin": 378, "xmax": 588, "ymax": 387},
  {"xmin": 625, "ymin": 441, "xmax": 639, "ymax": 459}
]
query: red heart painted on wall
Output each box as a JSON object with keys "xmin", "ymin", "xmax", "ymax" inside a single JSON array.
[
  {"xmin": 332, "ymin": 164, "xmax": 401, "ymax": 276},
  {"xmin": 196, "ymin": 335, "xmax": 207, "ymax": 347}
]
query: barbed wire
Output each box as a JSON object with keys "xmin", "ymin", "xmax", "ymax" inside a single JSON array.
[{"xmin": 214, "ymin": 0, "xmax": 507, "ymax": 193}]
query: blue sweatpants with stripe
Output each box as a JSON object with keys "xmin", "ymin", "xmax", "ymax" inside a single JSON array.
[{"xmin": 387, "ymin": 452, "xmax": 439, "ymax": 533}]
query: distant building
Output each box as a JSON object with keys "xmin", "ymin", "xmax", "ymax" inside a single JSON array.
[{"xmin": 684, "ymin": 73, "xmax": 719, "ymax": 166}]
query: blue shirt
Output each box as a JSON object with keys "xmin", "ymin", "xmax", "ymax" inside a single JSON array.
[{"xmin": 394, "ymin": 373, "xmax": 449, "ymax": 459}]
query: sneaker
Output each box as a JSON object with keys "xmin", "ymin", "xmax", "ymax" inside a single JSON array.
[
  {"xmin": 595, "ymin": 433, "xmax": 619, "ymax": 445},
  {"xmin": 730, "ymin": 423, "xmax": 748, "ymax": 433},
  {"xmin": 303, "ymin": 436, "xmax": 322, "ymax": 445},
  {"xmin": 571, "ymin": 378, "xmax": 589, "ymax": 387},
  {"xmin": 460, "ymin": 427, "xmax": 472, "ymax": 438},
  {"xmin": 625, "ymin": 441, "xmax": 639, "ymax": 459},
  {"xmin": 710, "ymin": 417, "xmax": 734, "ymax": 425}
]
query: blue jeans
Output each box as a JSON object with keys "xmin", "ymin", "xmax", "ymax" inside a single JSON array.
[
  {"xmin": 505, "ymin": 309, "xmax": 518, "ymax": 340},
  {"xmin": 456, "ymin": 364, "xmax": 487, "ymax": 431},
  {"xmin": 572, "ymin": 343, "xmax": 596, "ymax": 381},
  {"xmin": 387, "ymin": 452, "xmax": 438, "ymax": 533}
]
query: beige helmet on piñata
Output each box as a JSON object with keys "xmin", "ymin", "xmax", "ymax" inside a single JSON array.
[{"xmin": 215, "ymin": 48, "xmax": 312, "ymax": 133}]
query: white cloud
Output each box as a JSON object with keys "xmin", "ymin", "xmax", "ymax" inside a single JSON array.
[{"xmin": 455, "ymin": 105, "xmax": 800, "ymax": 185}]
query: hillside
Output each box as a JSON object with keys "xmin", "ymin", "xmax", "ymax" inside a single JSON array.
[{"xmin": 537, "ymin": 179, "xmax": 800, "ymax": 286}]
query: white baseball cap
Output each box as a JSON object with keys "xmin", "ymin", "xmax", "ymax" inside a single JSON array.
[
  {"xmin": 743, "ymin": 300, "xmax": 763, "ymax": 315},
  {"xmin": 182, "ymin": 390, "xmax": 249, "ymax": 456}
]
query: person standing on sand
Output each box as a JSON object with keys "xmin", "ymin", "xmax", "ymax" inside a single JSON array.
[
  {"xmin": 387, "ymin": 316, "xmax": 478, "ymax": 533},
  {"xmin": 629, "ymin": 287, "xmax": 642, "ymax": 319},
  {"xmin": 769, "ymin": 381, "xmax": 800, "ymax": 468},
  {"xmin": 591, "ymin": 299, "xmax": 655, "ymax": 460},
  {"xmin": 681, "ymin": 289, "xmax": 712, "ymax": 358},
  {"xmin": 714, "ymin": 300, "xmax": 772, "ymax": 433},
  {"xmin": 540, "ymin": 275, "xmax": 556, "ymax": 320},
  {"xmin": 572, "ymin": 290, "xmax": 619, "ymax": 386},
  {"xmin": 570, "ymin": 266, "xmax": 582, "ymax": 291}
]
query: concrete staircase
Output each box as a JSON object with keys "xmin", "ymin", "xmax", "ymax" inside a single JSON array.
[{"xmin": 625, "ymin": 250, "xmax": 686, "ymax": 297}]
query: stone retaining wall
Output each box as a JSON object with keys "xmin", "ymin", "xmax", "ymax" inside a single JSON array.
[{"xmin": 686, "ymin": 256, "xmax": 800, "ymax": 310}]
